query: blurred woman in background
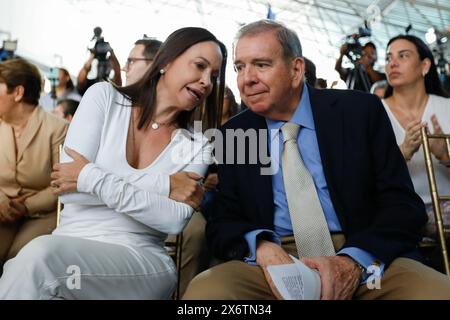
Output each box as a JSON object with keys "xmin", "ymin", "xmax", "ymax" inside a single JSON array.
[
  {"xmin": 40, "ymin": 67, "xmax": 81, "ymax": 112},
  {"xmin": 382, "ymin": 35, "xmax": 450, "ymax": 237},
  {"xmin": 0, "ymin": 59, "xmax": 68, "ymax": 270}
]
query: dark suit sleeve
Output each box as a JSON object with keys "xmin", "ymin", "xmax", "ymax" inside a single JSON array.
[
  {"xmin": 205, "ymin": 127, "xmax": 260, "ymax": 261},
  {"xmin": 342, "ymin": 95, "xmax": 427, "ymax": 266}
]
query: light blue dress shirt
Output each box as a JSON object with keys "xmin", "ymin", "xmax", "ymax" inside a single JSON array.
[{"xmin": 244, "ymin": 84, "xmax": 384, "ymax": 280}]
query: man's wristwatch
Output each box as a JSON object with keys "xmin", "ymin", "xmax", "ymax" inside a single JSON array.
[
  {"xmin": 343, "ymin": 255, "xmax": 366, "ymax": 282},
  {"xmin": 354, "ymin": 262, "xmax": 366, "ymax": 281}
]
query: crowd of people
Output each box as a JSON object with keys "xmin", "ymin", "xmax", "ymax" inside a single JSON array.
[{"xmin": 0, "ymin": 18, "xmax": 449, "ymax": 300}]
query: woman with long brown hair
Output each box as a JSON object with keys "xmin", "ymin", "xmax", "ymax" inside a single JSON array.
[
  {"xmin": 0, "ymin": 27, "xmax": 226, "ymax": 299},
  {"xmin": 40, "ymin": 67, "xmax": 81, "ymax": 111},
  {"xmin": 382, "ymin": 35, "xmax": 450, "ymax": 237}
]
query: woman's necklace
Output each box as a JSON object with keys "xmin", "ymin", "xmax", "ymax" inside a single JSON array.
[
  {"xmin": 151, "ymin": 119, "xmax": 173, "ymax": 130},
  {"xmin": 132, "ymin": 108, "xmax": 175, "ymax": 131}
]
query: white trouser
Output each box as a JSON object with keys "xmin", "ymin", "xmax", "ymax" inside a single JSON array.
[{"xmin": 0, "ymin": 235, "xmax": 176, "ymax": 300}]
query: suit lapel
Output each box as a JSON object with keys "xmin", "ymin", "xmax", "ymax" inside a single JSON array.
[
  {"xmin": 0, "ymin": 120, "xmax": 16, "ymax": 169},
  {"xmin": 17, "ymin": 107, "xmax": 43, "ymax": 162},
  {"xmin": 308, "ymin": 86, "xmax": 346, "ymax": 228},
  {"xmin": 248, "ymin": 112, "xmax": 275, "ymax": 225}
]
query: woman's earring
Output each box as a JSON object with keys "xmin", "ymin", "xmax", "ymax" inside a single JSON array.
[{"xmin": 160, "ymin": 69, "xmax": 165, "ymax": 75}]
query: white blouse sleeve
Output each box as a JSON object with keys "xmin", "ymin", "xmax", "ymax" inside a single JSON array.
[
  {"xmin": 59, "ymin": 83, "xmax": 170, "ymax": 205},
  {"xmin": 76, "ymin": 139, "xmax": 213, "ymax": 234},
  {"xmin": 77, "ymin": 164, "xmax": 190, "ymax": 234}
]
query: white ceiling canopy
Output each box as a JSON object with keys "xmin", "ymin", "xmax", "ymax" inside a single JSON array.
[{"xmin": 1, "ymin": 0, "xmax": 449, "ymax": 91}]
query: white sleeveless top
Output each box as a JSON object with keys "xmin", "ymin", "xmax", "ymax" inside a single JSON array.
[{"xmin": 382, "ymin": 94, "xmax": 450, "ymax": 204}]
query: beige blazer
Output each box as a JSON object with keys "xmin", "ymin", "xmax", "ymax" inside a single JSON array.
[{"xmin": 0, "ymin": 106, "xmax": 68, "ymax": 217}]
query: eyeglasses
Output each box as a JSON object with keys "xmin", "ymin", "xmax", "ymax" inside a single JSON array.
[{"xmin": 125, "ymin": 58, "xmax": 153, "ymax": 68}]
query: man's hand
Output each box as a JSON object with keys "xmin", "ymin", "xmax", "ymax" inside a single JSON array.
[
  {"xmin": 339, "ymin": 44, "xmax": 348, "ymax": 56},
  {"xmin": 256, "ymin": 240, "xmax": 294, "ymax": 300},
  {"xmin": 169, "ymin": 171, "xmax": 204, "ymax": 209},
  {"xmin": 51, "ymin": 147, "xmax": 89, "ymax": 195},
  {"xmin": 301, "ymin": 255, "xmax": 362, "ymax": 300},
  {"xmin": 83, "ymin": 52, "xmax": 95, "ymax": 71}
]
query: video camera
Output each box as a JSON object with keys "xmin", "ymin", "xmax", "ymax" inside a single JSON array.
[
  {"xmin": 47, "ymin": 67, "xmax": 60, "ymax": 100},
  {"xmin": 0, "ymin": 39, "xmax": 18, "ymax": 62},
  {"xmin": 341, "ymin": 21, "xmax": 373, "ymax": 92},
  {"xmin": 426, "ymin": 27, "xmax": 450, "ymax": 77},
  {"xmin": 344, "ymin": 22, "xmax": 372, "ymax": 63},
  {"xmin": 90, "ymin": 27, "xmax": 111, "ymax": 61},
  {"xmin": 89, "ymin": 27, "xmax": 112, "ymax": 80}
]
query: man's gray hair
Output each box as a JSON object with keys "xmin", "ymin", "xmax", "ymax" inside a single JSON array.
[{"xmin": 234, "ymin": 19, "xmax": 302, "ymax": 60}]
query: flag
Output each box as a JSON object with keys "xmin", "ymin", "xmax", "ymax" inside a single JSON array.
[{"xmin": 267, "ymin": 4, "xmax": 276, "ymax": 20}]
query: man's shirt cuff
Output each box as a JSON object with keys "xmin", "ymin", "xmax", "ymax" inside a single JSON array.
[
  {"xmin": 244, "ymin": 229, "xmax": 281, "ymax": 265},
  {"xmin": 338, "ymin": 247, "xmax": 384, "ymax": 283}
]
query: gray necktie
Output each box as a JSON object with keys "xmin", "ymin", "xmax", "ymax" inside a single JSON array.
[{"xmin": 281, "ymin": 122, "xmax": 335, "ymax": 257}]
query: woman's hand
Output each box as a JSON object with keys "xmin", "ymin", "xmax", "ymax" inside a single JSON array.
[
  {"xmin": 169, "ymin": 171, "xmax": 204, "ymax": 210},
  {"xmin": 400, "ymin": 119, "xmax": 425, "ymax": 161},
  {"xmin": 0, "ymin": 197, "xmax": 28, "ymax": 223},
  {"xmin": 429, "ymin": 114, "xmax": 449, "ymax": 161},
  {"xmin": 203, "ymin": 173, "xmax": 218, "ymax": 192},
  {"xmin": 51, "ymin": 147, "xmax": 89, "ymax": 196},
  {"xmin": 0, "ymin": 196, "xmax": 12, "ymax": 223},
  {"xmin": 0, "ymin": 195, "xmax": 10, "ymax": 216}
]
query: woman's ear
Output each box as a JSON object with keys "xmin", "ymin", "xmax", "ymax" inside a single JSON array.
[
  {"xmin": 13, "ymin": 85, "xmax": 25, "ymax": 103},
  {"xmin": 161, "ymin": 62, "xmax": 171, "ymax": 74},
  {"xmin": 422, "ymin": 58, "xmax": 431, "ymax": 77}
]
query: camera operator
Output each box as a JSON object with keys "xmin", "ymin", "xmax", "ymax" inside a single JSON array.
[
  {"xmin": 335, "ymin": 42, "xmax": 386, "ymax": 91},
  {"xmin": 76, "ymin": 28, "xmax": 122, "ymax": 96}
]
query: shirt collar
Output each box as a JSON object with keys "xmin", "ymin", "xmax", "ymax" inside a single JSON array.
[{"xmin": 266, "ymin": 83, "xmax": 315, "ymax": 141}]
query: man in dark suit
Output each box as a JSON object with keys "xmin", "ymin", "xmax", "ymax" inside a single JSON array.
[{"xmin": 183, "ymin": 20, "xmax": 450, "ymax": 299}]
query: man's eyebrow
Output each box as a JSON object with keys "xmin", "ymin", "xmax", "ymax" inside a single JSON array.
[
  {"xmin": 233, "ymin": 57, "xmax": 272, "ymax": 65},
  {"xmin": 252, "ymin": 58, "xmax": 272, "ymax": 63}
]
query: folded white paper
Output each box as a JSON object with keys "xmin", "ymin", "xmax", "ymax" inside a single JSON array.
[{"xmin": 266, "ymin": 255, "xmax": 321, "ymax": 300}]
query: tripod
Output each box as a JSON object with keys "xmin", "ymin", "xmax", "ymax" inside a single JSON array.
[{"xmin": 346, "ymin": 63, "xmax": 371, "ymax": 92}]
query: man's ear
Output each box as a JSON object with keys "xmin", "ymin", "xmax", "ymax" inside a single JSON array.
[
  {"xmin": 13, "ymin": 85, "xmax": 25, "ymax": 103},
  {"xmin": 291, "ymin": 57, "xmax": 305, "ymax": 88}
]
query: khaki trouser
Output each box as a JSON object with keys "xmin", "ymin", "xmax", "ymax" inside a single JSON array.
[
  {"xmin": 0, "ymin": 211, "xmax": 57, "ymax": 268},
  {"xmin": 183, "ymin": 234, "xmax": 450, "ymax": 300},
  {"xmin": 167, "ymin": 211, "xmax": 209, "ymax": 297}
]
